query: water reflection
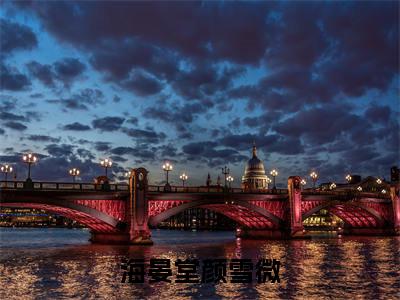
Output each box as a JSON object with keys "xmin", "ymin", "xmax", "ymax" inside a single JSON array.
[{"xmin": 0, "ymin": 228, "xmax": 399, "ymax": 299}]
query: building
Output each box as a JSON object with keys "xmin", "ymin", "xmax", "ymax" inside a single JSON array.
[{"xmin": 241, "ymin": 144, "xmax": 269, "ymax": 190}]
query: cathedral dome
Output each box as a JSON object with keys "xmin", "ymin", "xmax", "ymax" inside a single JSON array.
[{"xmin": 242, "ymin": 144, "xmax": 269, "ymax": 190}]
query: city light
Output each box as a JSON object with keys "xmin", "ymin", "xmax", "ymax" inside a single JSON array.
[
  {"xmin": 222, "ymin": 166, "xmax": 230, "ymax": 187},
  {"xmin": 266, "ymin": 176, "xmax": 272, "ymax": 189},
  {"xmin": 345, "ymin": 174, "xmax": 352, "ymax": 182},
  {"xmin": 381, "ymin": 189, "xmax": 387, "ymax": 194},
  {"xmin": 100, "ymin": 158, "xmax": 112, "ymax": 177},
  {"xmin": 180, "ymin": 172, "xmax": 188, "ymax": 187},
  {"xmin": 357, "ymin": 186, "xmax": 363, "ymax": 192},
  {"xmin": 163, "ymin": 162, "xmax": 173, "ymax": 187},
  {"xmin": 310, "ymin": 171, "xmax": 318, "ymax": 189},
  {"xmin": 376, "ymin": 178, "xmax": 382, "ymax": 184},
  {"xmin": 330, "ymin": 182, "xmax": 336, "ymax": 190},
  {"xmin": 22, "ymin": 153, "xmax": 38, "ymax": 180},
  {"xmin": 270, "ymin": 169, "xmax": 278, "ymax": 189},
  {"xmin": 227, "ymin": 175, "xmax": 234, "ymax": 188},
  {"xmin": 69, "ymin": 168, "xmax": 80, "ymax": 183},
  {"xmin": 0, "ymin": 164, "xmax": 13, "ymax": 181},
  {"xmin": 300, "ymin": 179, "xmax": 307, "ymax": 186}
]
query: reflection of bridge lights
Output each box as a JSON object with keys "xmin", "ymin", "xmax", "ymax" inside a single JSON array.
[
  {"xmin": 376, "ymin": 178, "xmax": 382, "ymax": 184},
  {"xmin": 381, "ymin": 189, "xmax": 387, "ymax": 194},
  {"xmin": 330, "ymin": 183, "xmax": 336, "ymax": 190},
  {"xmin": 357, "ymin": 186, "xmax": 363, "ymax": 192},
  {"xmin": 1, "ymin": 164, "xmax": 13, "ymax": 181},
  {"xmin": 345, "ymin": 174, "xmax": 352, "ymax": 182},
  {"xmin": 100, "ymin": 158, "xmax": 112, "ymax": 177},
  {"xmin": 69, "ymin": 168, "xmax": 80, "ymax": 183},
  {"xmin": 22, "ymin": 153, "xmax": 38, "ymax": 180},
  {"xmin": 179, "ymin": 173, "xmax": 188, "ymax": 187}
]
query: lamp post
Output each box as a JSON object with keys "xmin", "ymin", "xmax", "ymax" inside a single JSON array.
[
  {"xmin": 100, "ymin": 158, "xmax": 112, "ymax": 177},
  {"xmin": 69, "ymin": 168, "xmax": 80, "ymax": 183},
  {"xmin": 266, "ymin": 176, "xmax": 272, "ymax": 189},
  {"xmin": 180, "ymin": 173, "xmax": 188, "ymax": 187},
  {"xmin": 270, "ymin": 169, "xmax": 278, "ymax": 189},
  {"xmin": 310, "ymin": 171, "xmax": 318, "ymax": 189},
  {"xmin": 23, "ymin": 153, "xmax": 38, "ymax": 180},
  {"xmin": 300, "ymin": 179, "xmax": 307, "ymax": 190},
  {"xmin": 227, "ymin": 175, "xmax": 234, "ymax": 188},
  {"xmin": 345, "ymin": 174, "xmax": 352, "ymax": 183},
  {"xmin": 330, "ymin": 182, "xmax": 336, "ymax": 190},
  {"xmin": 222, "ymin": 166, "xmax": 230, "ymax": 187},
  {"xmin": 376, "ymin": 178, "xmax": 382, "ymax": 184},
  {"xmin": 162, "ymin": 162, "xmax": 173, "ymax": 186},
  {"xmin": 1, "ymin": 164, "xmax": 13, "ymax": 181},
  {"xmin": 357, "ymin": 186, "xmax": 363, "ymax": 192}
]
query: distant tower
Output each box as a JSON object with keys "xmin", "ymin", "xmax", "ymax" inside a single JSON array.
[
  {"xmin": 206, "ymin": 173, "xmax": 212, "ymax": 187},
  {"xmin": 241, "ymin": 143, "xmax": 269, "ymax": 190},
  {"xmin": 217, "ymin": 175, "xmax": 221, "ymax": 186}
]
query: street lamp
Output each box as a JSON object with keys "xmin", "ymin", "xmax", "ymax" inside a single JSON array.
[
  {"xmin": 22, "ymin": 153, "xmax": 38, "ymax": 180},
  {"xmin": 180, "ymin": 173, "xmax": 188, "ymax": 187},
  {"xmin": 310, "ymin": 171, "xmax": 318, "ymax": 189},
  {"xmin": 357, "ymin": 186, "xmax": 363, "ymax": 192},
  {"xmin": 270, "ymin": 169, "xmax": 278, "ymax": 189},
  {"xmin": 222, "ymin": 166, "xmax": 230, "ymax": 187},
  {"xmin": 266, "ymin": 176, "xmax": 272, "ymax": 189},
  {"xmin": 330, "ymin": 182, "xmax": 336, "ymax": 190},
  {"xmin": 300, "ymin": 179, "xmax": 307, "ymax": 189},
  {"xmin": 376, "ymin": 178, "xmax": 382, "ymax": 184},
  {"xmin": 381, "ymin": 189, "xmax": 387, "ymax": 194},
  {"xmin": 162, "ymin": 162, "xmax": 173, "ymax": 185},
  {"xmin": 227, "ymin": 175, "xmax": 234, "ymax": 188},
  {"xmin": 345, "ymin": 174, "xmax": 352, "ymax": 183},
  {"xmin": 69, "ymin": 168, "xmax": 80, "ymax": 183},
  {"xmin": 1, "ymin": 164, "xmax": 13, "ymax": 181},
  {"xmin": 100, "ymin": 158, "xmax": 112, "ymax": 177}
]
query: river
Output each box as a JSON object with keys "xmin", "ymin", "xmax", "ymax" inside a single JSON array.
[{"xmin": 0, "ymin": 228, "xmax": 399, "ymax": 299}]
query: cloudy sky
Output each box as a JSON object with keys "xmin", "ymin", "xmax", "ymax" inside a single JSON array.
[{"xmin": 0, "ymin": 1, "xmax": 399, "ymax": 187}]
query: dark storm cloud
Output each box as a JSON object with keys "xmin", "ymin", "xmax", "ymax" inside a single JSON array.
[
  {"xmin": 93, "ymin": 141, "xmax": 111, "ymax": 152},
  {"xmin": 63, "ymin": 122, "xmax": 91, "ymax": 131},
  {"xmin": 122, "ymin": 71, "xmax": 163, "ymax": 96},
  {"xmin": 44, "ymin": 143, "xmax": 74, "ymax": 157},
  {"xmin": 110, "ymin": 146, "xmax": 136, "ymax": 156},
  {"xmin": 0, "ymin": 64, "xmax": 31, "ymax": 91},
  {"xmin": 364, "ymin": 105, "xmax": 391, "ymax": 124},
  {"xmin": 26, "ymin": 61, "xmax": 55, "ymax": 87},
  {"xmin": 92, "ymin": 116, "xmax": 125, "ymax": 131},
  {"xmin": 26, "ymin": 135, "xmax": 61, "ymax": 143},
  {"xmin": 3, "ymin": 121, "xmax": 27, "ymax": 131},
  {"xmin": 0, "ymin": 19, "xmax": 37, "ymax": 55},
  {"xmin": 0, "ymin": 128, "xmax": 5, "ymax": 135},
  {"xmin": 53, "ymin": 57, "xmax": 86, "ymax": 85},
  {"xmin": 48, "ymin": 88, "xmax": 104, "ymax": 110},
  {"xmin": 121, "ymin": 127, "xmax": 166, "ymax": 143},
  {"xmin": 0, "ymin": 111, "xmax": 26, "ymax": 122}
]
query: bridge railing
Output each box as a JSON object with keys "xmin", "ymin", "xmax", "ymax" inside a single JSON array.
[
  {"xmin": 0, "ymin": 181, "xmax": 129, "ymax": 192},
  {"xmin": 302, "ymin": 189, "xmax": 390, "ymax": 199},
  {"xmin": 147, "ymin": 185, "xmax": 288, "ymax": 194}
]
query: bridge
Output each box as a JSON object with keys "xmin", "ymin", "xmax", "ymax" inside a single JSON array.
[{"xmin": 1, "ymin": 168, "xmax": 399, "ymax": 244}]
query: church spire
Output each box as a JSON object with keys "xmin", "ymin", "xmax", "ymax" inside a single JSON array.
[{"xmin": 252, "ymin": 141, "xmax": 257, "ymax": 157}]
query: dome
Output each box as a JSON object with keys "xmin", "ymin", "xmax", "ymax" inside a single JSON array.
[{"xmin": 241, "ymin": 144, "xmax": 269, "ymax": 190}]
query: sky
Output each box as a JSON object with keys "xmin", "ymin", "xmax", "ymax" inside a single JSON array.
[{"xmin": 0, "ymin": 1, "xmax": 399, "ymax": 187}]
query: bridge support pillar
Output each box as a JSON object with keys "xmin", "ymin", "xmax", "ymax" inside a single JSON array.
[
  {"xmin": 128, "ymin": 168, "xmax": 153, "ymax": 245},
  {"xmin": 288, "ymin": 176, "xmax": 304, "ymax": 237},
  {"xmin": 390, "ymin": 184, "xmax": 400, "ymax": 235}
]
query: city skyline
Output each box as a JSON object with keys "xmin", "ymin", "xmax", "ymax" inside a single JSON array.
[{"xmin": 1, "ymin": 1, "xmax": 399, "ymax": 186}]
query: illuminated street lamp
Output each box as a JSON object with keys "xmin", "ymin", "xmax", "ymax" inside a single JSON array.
[
  {"xmin": 227, "ymin": 175, "xmax": 234, "ymax": 188},
  {"xmin": 222, "ymin": 166, "xmax": 230, "ymax": 187},
  {"xmin": 310, "ymin": 171, "xmax": 318, "ymax": 189},
  {"xmin": 69, "ymin": 168, "xmax": 80, "ymax": 183},
  {"xmin": 330, "ymin": 182, "xmax": 337, "ymax": 190},
  {"xmin": 270, "ymin": 169, "xmax": 278, "ymax": 189},
  {"xmin": 266, "ymin": 176, "xmax": 272, "ymax": 189},
  {"xmin": 357, "ymin": 186, "xmax": 363, "ymax": 192},
  {"xmin": 23, "ymin": 153, "xmax": 38, "ymax": 180},
  {"xmin": 180, "ymin": 172, "xmax": 188, "ymax": 187},
  {"xmin": 345, "ymin": 174, "xmax": 352, "ymax": 183},
  {"xmin": 300, "ymin": 179, "xmax": 307, "ymax": 187},
  {"xmin": 100, "ymin": 158, "xmax": 112, "ymax": 177},
  {"xmin": 381, "ymin": 189, "xmax": 387, "ymax": 194},
  {"xmin": 1, "ymin": 164, "xmax": 13, "ymax": 181},
  {"xmin": 376, "ymin": 178, "xmax": 382, "ymax": 184},
  {"xmin": 162, "ymin": 162, "xmax": 173, "ymax": 185}
]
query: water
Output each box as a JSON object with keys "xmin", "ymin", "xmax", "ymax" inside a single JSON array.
[{"xmin": 1, "ymin": 228, "xmax": 399, "ymax": 299}]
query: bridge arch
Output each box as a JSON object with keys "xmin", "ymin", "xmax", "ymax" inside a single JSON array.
[
  {"xmin": 302, "ymin": 200, "xmax": 387, "ymax": 228},
  {"xmin": 148, "ymin": 199, "xmax": 283, "ymax": 229},
  {"xmin": 1, "ymin": 199, "xmax": 120, "ymax": 233}
]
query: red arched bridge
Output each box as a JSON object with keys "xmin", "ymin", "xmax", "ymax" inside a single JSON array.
[{"xmin": 1, "ymin": 168, "xmax": 399, "ymax": 244}]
